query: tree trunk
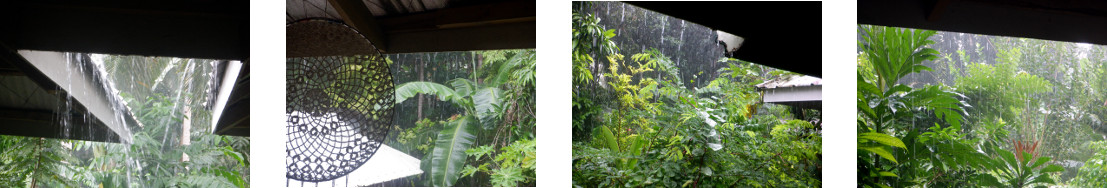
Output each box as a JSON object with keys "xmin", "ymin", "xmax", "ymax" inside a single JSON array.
[
  {"xmin": 181, "ymin": 105, "xmax": 191, "ymax": 146},
  {"xmin": 418, "ymin": 57, "xmax": 425, "ymax": 120},
  {"xmin": 476, "ymin": 53, "xmax": 483, "ymax": 84}
]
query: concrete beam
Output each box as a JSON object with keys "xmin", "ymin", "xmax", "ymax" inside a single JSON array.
[
  {"xmin": 212, "ymin": 62, "xmax": 250, "ymax": 137},
  {"xmin": 762, "ymin": 86, "xmax": 822, "ymax": 103},
  {"xmin": 0, "ymin": 108, "xmax": 123, "ymax": 143},
  {"xmin": 10, "ymin": 50, "xmax": 138, "ymax": 143}
]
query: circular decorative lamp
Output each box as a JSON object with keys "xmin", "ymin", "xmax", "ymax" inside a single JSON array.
[{"xmin": 286, "ymin": 18, "xmax": 394, "ymax": 182}]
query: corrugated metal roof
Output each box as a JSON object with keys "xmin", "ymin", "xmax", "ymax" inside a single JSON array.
[{"xmin": 756, "ymin": 75, "xmax": 821, "ymax": 89}]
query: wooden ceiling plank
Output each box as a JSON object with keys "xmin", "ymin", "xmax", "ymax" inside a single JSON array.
[
  {"xmin": 329, "ymin": 0, "xmax": 391, "ymax": 52},
  {"xmin": 376, "ymin": 1, "xmax": 536, "ymax": 32},
  {"xmin": 385, "ymin": 21, "xmax": 536, "ymax": 54}
]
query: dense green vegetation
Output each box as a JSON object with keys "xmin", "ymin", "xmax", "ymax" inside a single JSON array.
[
  {"xmin": 857, "ymin": 25, "xmax": 1107, "ymax": 187},
  {"xmin": 572, "ymin": 2, "xmax": 822, "ymax": 187},
  {"xmin": 381, "ymin": 49, "xmax": 536, "ymax": 186},
  {"xmin": 0, "ymin": 55, "xmax": 249, "ymax": 187}
]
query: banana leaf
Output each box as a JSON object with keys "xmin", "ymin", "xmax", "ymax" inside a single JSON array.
[
  {"xmin": 426, "ymin": 115, "xmax": 479, "ymax": 187},
  {"xmin": 473, "ymin": 87, "xmax": 503, "ymax": 130},
  {"xmin": 395, "ymin": 81, "xmax": 463, "ymax": 105},
  {"xmin": 592, "ymin": 126, "xmax": 619, "ymax": 151}
]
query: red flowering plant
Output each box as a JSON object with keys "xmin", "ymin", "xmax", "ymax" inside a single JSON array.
[{"xmin": 976, "ymin": 138, "xmax": 1064, "ymax": 187}]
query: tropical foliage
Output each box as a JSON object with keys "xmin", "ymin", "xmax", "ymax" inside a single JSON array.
[
  {"xmin": 1070, "ymin": 141, "xmax": 1107, "ymax": 187},
  {"xmin": 572, "ymin": 2, "xmax": 821, "ymax": 187},
  {"xmin": 858, "ymin": 24, "xmax": 1107, "ymax": 187},
  {"xmin": 384, "ymin": 49, "xmax": 536, "ymax": 186}
]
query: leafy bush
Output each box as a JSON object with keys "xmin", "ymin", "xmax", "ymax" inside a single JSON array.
[
  {"xmin": 570, "ymin": 17, "xmax": 821, "ymax": 187},
  {"xmin": 1071, "ymin": 141, "xmax": 1107, "ymax": 187},
  {"xmin": 856, "ymin": 25, "xmax": 1093, "ymax": 187}
]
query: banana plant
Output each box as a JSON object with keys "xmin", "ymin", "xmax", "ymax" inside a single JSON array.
[
  {"xmin": 398, "ymin": 82, "xmax": 490, "ymax": 186},
  {"xmin": 396, "ymin": 49, "xmax": 535, "ymax": 186},
  {"xmin": 395, "ymin": 79, "xmax": 503, "ymax": 131},
  {"xmin": 395, "ymin": 49, "xmax": 535, "ymax": 131},
  {"xmin": 422, "ymin": 116, "xmax": 479, "ymax": 187}
]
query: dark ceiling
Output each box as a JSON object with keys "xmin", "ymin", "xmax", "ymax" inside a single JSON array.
[
  {"xmin": 0, "ymin": 0, "xmax": 250, "ymax": 61},
  {"xmin": 859, "ymin": 0, "xmax": 1107, "ymax": 46},
  {"xmin": 625, "ymin": 1, "xmax": 823, "ymax": 77},
  {"xmin": 287, "ymin": 0, "xmax": 535, "ymax": 55}
]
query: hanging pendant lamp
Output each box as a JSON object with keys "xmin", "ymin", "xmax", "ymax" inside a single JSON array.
[{"xmin": 285, "ymin": 18, "xmax": 394, "ymax": 182}]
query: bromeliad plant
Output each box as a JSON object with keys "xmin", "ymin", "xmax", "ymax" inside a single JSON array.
[{"xmin": 977, "ymin": 139, "xmax": 1064, "ymax": 188}]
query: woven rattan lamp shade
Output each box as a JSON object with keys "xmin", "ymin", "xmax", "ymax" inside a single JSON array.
[{"xmin": 286, "ymin": 18, "xmax": 394, "ymax": 182}]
